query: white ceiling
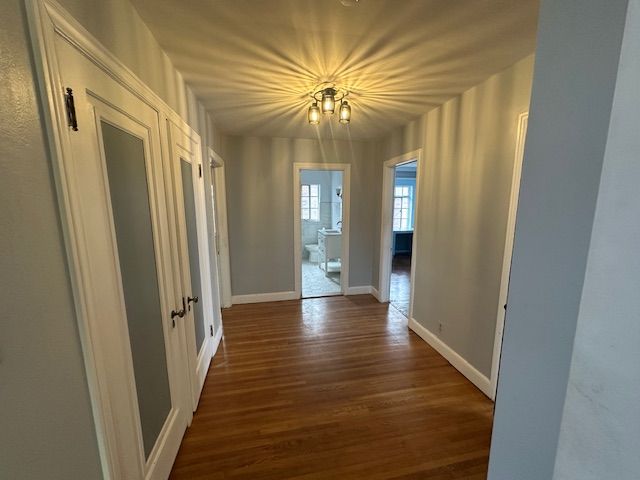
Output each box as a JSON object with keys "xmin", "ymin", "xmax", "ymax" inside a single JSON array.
[{"xmin": 131, "ymin": 0, "xmax": 539, "ymax": 139}]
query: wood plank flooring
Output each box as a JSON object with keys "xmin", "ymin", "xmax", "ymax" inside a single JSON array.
[
  {"xmin": 390, "ymin": 254, "xmax": 412, "ymax": 316},
  {"xmin": 170, "ymin": 295, "xmax": 494, "ymax": 479}
]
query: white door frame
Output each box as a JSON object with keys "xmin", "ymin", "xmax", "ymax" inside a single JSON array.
[
  {"xmin": 25, "ymin": 0, "xmax": 206, "ymax": 476},
  {"xmin": 167, "ymin": 121, "xmax": 216, "ymax": 410},
  {"xmin": 378, "ymin": 149, "xmax": 423, "ymax": 319},
  {"xmin": 293, "ymin": 163, "xmax": 351, "ymax": 298},
  {"xmin": 208, "ymin": 148, "xmax": 233, "ymax": 308},
  {"xmin": 489, "ymin": 112, "xmax": 529, "ymax": 400}
]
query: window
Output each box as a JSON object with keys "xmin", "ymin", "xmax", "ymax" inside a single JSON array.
[
  {"xmin": 393, "ymin": 185, "xmax": 413, "ymax": 231},
  {"xmin": 301, "ymin": 184, "xmax": 320, "ymax": 221}
]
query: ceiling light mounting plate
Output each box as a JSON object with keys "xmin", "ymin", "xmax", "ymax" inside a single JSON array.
[{"xmin": 311, "ymin": 83, "xmax": 348, "ymax": 104}]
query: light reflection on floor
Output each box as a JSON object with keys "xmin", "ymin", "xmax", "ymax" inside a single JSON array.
[{"xmin": 390, "ymin": 254, "xmax": 411, "ymax": 317}]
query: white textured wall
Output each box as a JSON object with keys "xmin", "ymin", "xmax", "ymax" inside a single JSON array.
[
  {"xmin": 382, "ymin": 55, "xmax": 535, "ymax": 377},
  {"xmin": 553, "ymin": 1, "xmax": 640, "ymax": 477},
  {"xmin": 1, "ymin": 1, "xmax": 102, "ymax": 477},
  {"xmin": 489, "ymin": 0, "xmax": 631, "ymax": 478}
]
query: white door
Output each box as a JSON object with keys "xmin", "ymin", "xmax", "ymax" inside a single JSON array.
[
  {"xmin": 168, "ymin": 124, "xmax": 216, "ymax": 409},
  {"xmin": 55, "ymin": 36, "xmax": 188, "ymax": 479}
]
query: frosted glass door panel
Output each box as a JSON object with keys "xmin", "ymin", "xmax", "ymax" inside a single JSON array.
[{"xmin": 102, "ymin": 121, "xmax": 171, "ymax": 459}]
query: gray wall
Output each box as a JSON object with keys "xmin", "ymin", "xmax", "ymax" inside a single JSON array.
[
  {"xmin": 382, "ymin": 55, "xmax": 535, "ymax": 377},
  {"xmin": 0, "ymin": 0, "xmax": 103, "ymax": 477},
  {"xmin": 552, "ymin": 1, "xmax": 640, "ymax": 477},
  {"xmin": 488, "ymin": 0, "xmax": 631, "ymax": 478},
  {"xmin": 221, "ymin": 135, "xmax": 382, "ymax": 295},
  {"xmin": 0, "ymin": 0, "xmax": 223, "ymax": 477}
]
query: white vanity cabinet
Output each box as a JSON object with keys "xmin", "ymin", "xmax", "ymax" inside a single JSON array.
[{"xmin": 318, "ymin": 230, "xmax": 341, "ymax": 274}]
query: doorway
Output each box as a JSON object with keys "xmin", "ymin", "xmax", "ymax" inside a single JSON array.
[
  {"xmin": 489, "ymin": 112, "xmax": 529, "ymax": 399},
  {"xmin": 208, "ymin": 148, "xmax": 232, "ymax": 308},
  {"xmin": 389, "ymin": 161, "xmax": 417, "ymax": 316},
  {"xmin": 379, "ymin": 150, "xmax": 423, "ymax": 319},
  {"xmin": 294, "ymin": 163, "xmax": 351, "ymax": 298}
]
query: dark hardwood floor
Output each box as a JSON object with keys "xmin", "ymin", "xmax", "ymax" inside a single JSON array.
[
  {"xmin": 170, "ymin": 295, "xmax": 493, "ymax": 479},
  {"xmin": 390, "ymin": 254, "xmax": 412, "ymax": 316}
]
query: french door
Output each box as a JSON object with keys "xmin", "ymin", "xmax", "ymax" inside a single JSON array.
[
  {"xmin": 167, "ymin": 123, "xmax": 216, "ymax": 409},
  {"xmin": 54, "ymin": 35, "xmax": 188, "ymax": 478}
]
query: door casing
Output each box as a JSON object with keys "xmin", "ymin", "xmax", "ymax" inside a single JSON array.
[
  {"xmin": 208, "ymin": 148, "xmax": 233, "ymax": 308},
  {"xmin": 489, "ymin": 112, "xmax": 529, "ymax": 400},
  {"xmin": 378, "ymin": 149, "xmax": 423, "ymax": 322}
]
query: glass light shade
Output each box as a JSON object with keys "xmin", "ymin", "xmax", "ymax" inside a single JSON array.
[
  {"xmin": 339, "ymin": 101, "xmax": 351, "ymax": 124},
  {"xmin": 322, "ymin": 90, "xmax": 336, "ymax": 114},
  {"xmin": 308, "ymin": 102, "xmax": 320, "ymax": 125}
]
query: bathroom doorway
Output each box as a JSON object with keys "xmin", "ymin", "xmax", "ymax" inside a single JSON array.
[
  {"xmin": 293, "ymin": 163, "xmax": 351, "ymax": 298},
  {"xmin": 378, "ymin": 150, "xmax": 422, "ymax": 318}
]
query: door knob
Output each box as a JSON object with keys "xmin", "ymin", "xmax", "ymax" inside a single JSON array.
[
  {"xmin": 171, "ymin": 308, "xmax": 185, "ymax": 319},
  {"xmin": 187, "ymin": 296, "xmax": 199, "ymax": 304}
]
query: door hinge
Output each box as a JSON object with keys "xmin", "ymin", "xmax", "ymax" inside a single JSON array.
[
  {"xmin": 199, "ymin": 164, "xmax": 202, "ymax": 178},
  {"xmin": 210, "ymin": 325, "xmax": 214, "ymax": 337},
  {"xmin": 64, "ymin": 87, "xmax": 78, "ymax": 131}
]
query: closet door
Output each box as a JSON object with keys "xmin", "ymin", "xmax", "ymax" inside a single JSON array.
[
  {"xmin": 54, "ymin": 35, "xmax": 188, "ymax": 479},
  {"xmin": 167, "ymin": 123, "xmax": 216, "ymax": 409}
]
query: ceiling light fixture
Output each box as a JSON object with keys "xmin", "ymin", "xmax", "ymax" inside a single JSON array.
[
  {"xmin": 308, "ymin": 84, "xmax": 351, "ymax": 125},
  {"xmin": 339, "ymin": 100, "xmax": 351, "ymax": 124},
  {"xmin": 308, "ymin": 101, "xmax": 320, "ymax": 125}
]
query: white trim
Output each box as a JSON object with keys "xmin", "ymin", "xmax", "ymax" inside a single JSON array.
[
  {"xmin": 408, "ymin": 318, "xmax": 492, "ymax": 398},
  {"xmin": 371, "ymin": 286, "xmax": 381, "ymax": 301},
  {"xmin": 231, "ymin": 291, "xmax": 299, "ymax": 304},
  {"xmin": 293, "ymin": 163, "xmax": 351, "ymax": 298},
  {"xmin": 167, "ymin": 121, "xmax": 215, "ymax": 411},
  {"xmin": 345, "ymin": 286, "xmax": 374, "ymax": 295},
  {"xmin": 208, "ymin": 148, "xmax": 232, "ymax": 308},
  {"xmin": 489, "ymin": 112, "xmax": 529, "ymax": 400},
  {"xmin": 378, "ymin": 150, "xmax": 423, "ymax": 321},
  {"xmin": 211, "ymin": 325, "xmax": 223, "ymax": 357},
  {"xmin": 25, "ymin": 0, "xmax": 204, "ymax": 476}
]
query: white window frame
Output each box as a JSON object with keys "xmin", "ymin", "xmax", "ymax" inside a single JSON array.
[
  {"xmin": 301, "ymin": 183, "xmax": 320, "ymax": 221},
  {"xmin": 393, "ymin": 185, "xmax": 414, "ymax": 231}
]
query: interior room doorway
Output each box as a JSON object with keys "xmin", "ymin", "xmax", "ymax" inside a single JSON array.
[
  {"xmin": 379, "ymin": 150, "xmax": 423, "ymax": 318},
  {"xmin": 293, "ymin": 163, "xmax": 351, "ymax": 298},
  {"xmin": 389, "ymin": 161, "xmax": 418, "ymax": 316}
]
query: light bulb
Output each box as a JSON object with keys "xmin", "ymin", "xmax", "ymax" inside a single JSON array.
[
  {"xmin": 339, "ymin": 100, "xmax": 351, "ymax": 124},
  {"xmin": 321, "ymin": 88, "xmax": 336, "ymax": 114},
  {"xmin": 308, "ymin": 102, "xmax": 320, "ymax": 125}
]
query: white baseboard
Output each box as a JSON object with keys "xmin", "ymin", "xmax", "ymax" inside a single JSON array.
[
  {"xmin": 212, "ymin": 325, "xmax": 223, "ymax": 356},
  {"xmin": 345, "ymin": 285, "xmax": 375, "ymax": 296},
  {"xmin": 371, "ymin": 286, "xmax": 381, "ymax": 301},
  {"xmin": 231, "ymin": 291, "xmax": 298, "ymax": 304},
  {"xmin": 408, "ymin": 318, "xmax": 492, "ymax": 398}
]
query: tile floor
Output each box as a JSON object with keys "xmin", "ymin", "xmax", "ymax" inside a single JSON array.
[
  {"xmin": 302, "ymin": 259, "xmax": 341, "ymax": 297},
  {"xmin": 390, "ymin": 254, "xmax": 411, "ymax": 316}
]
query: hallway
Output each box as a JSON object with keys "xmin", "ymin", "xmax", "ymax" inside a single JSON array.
[{"xmin": 170, "ymin": 296, "xmax": 493, "ymax": 479}]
